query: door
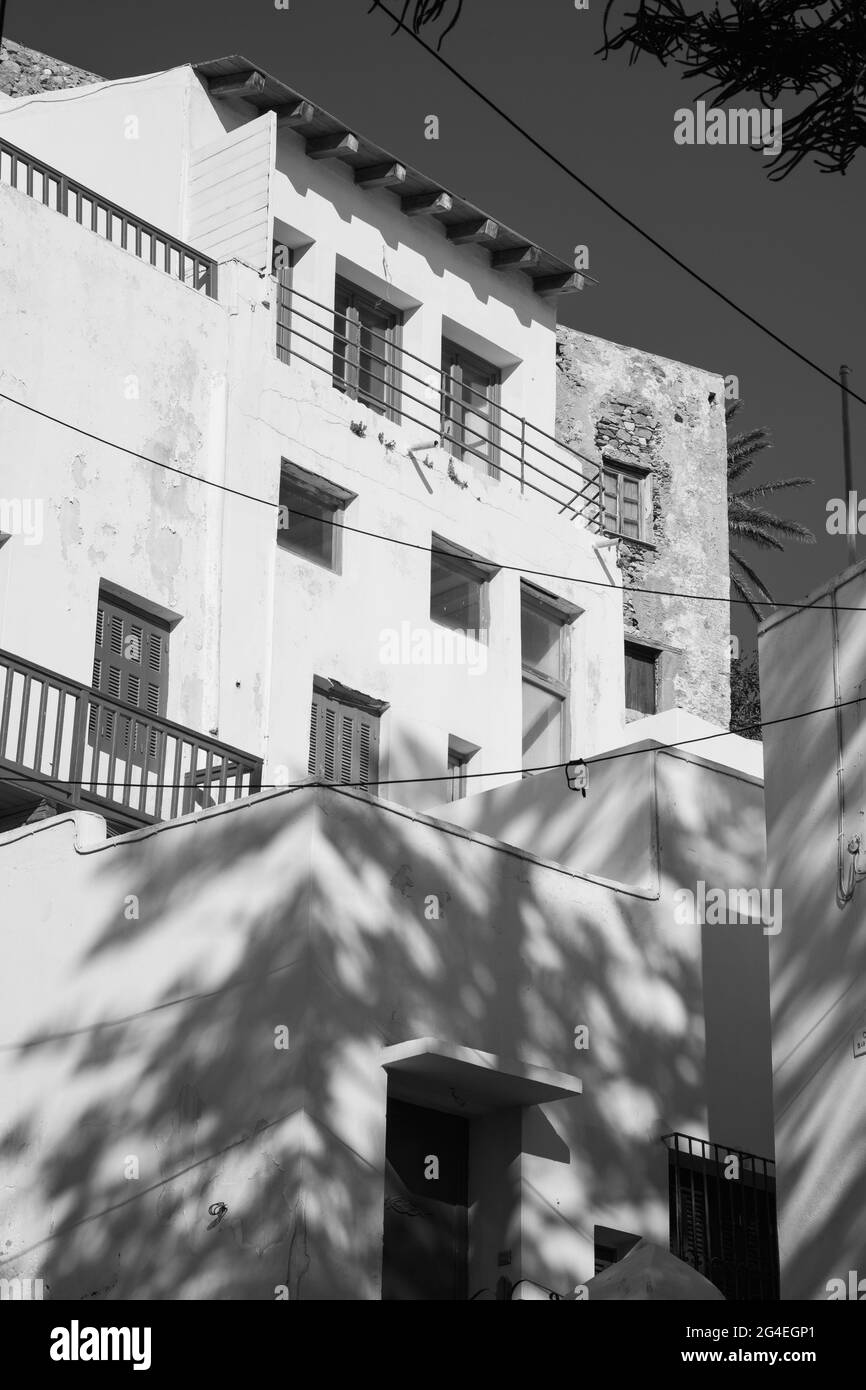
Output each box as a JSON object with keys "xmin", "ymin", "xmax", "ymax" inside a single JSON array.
[{"xmin": 382, "ymin": 1099, "xmax": 469, "ymax": 1300}]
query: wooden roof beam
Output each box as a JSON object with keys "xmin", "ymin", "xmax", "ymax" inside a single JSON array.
[
  {"xmin": 276, "ymin": 99, "xmax": 317, "ymax": 128},
  {"xmin": 207, "ymin": 70, "xmax": 268, "ymax": 101},
  {"xmin": 492, "ymin": 245, "xmax": 543, "ymax": 271},
  {"xmin": 447, "ymin": 217, "xmax": 499, "ymax": 246},
  {"xmin": 401, "ymin": 190, "xmax": 453, "ymax": 217},
  {"xmin": 355, "ymin": 161, "xmax": 407, "ymax": 189},
  {"xmin": 532, "ymin": 272, "xmax": 586, "ymax": 298},
  {"xmin": 306, "ymin": 131, "xmax": 360, "ymax": 160}
]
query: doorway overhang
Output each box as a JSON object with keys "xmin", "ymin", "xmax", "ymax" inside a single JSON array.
[{"xmin": 382, "ymin": 1037, "xmax": 582, "ymax": 1117}]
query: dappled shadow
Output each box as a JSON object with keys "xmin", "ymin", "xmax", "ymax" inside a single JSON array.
[{"xmin": 0, "ymin": 719, "xmax": 778, "ymax": 1300}]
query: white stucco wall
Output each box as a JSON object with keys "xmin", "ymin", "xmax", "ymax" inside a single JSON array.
[
  {"xmin": 0, "ymin": 735, "xmax": 771, "ymax": 1299},
  {"xmin": 0, "ymin": 112, "xmax": 625, "ymax": 812},
  {"xmin": 759, "ymin": 562, "xmax": 866, "ymax": 1299}
]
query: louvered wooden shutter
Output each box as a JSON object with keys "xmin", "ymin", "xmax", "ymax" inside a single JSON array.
[
  {"xmin": 308, "ymin": 690, "xmax": 380, "ymax": 787},
  {"xmin": 90, "ymin": 597, "xmax": 169, "ymax": 752}
]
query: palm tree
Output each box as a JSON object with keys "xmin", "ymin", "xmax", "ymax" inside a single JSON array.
[{"xmin": 727, "ymin": 399, "xmax": 815, "ymax": 619}]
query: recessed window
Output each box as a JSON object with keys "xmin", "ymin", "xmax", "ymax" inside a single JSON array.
[
  {"xmin": 333, "ymin": 276, "xmax": 401, "ymax": 420},
  {"xmin": 593, "ymin": 1226, "xmax": 641, "ymax": 1276},
  {"xmin": 89, "ymin": 591, "xmax": 169, "ymax": 756},
  {"xmin": 441, "ymin": 339, "xmax": 500, "ymax": 477},
  {"xmin": 308, "ymin": 679, "xmax": 387, "ymax": 789},
  {"xmin": 430, "ymin": 539, "xmax": 490, "ymax": 635},
  {"xmin": 277, "ymin": 462, "xmax": 356, "ymax": 571},
  {"xmin": 521, "ymin": 584, "xmax": 573, "ymax": 771},
  {"xmin": 625, "ymin": 641, "xmax": 658, "ymax": 716},
  {"xmin": 602, "ymin": 461, "xmax": 647, "ymax": 540},
  {"xmin": 273, "ymin": 240, "xmax": 294, "ymax": 365},
  {"xmin": 447, "ymin": 739, "xmax": 477, "ymax": 802}
]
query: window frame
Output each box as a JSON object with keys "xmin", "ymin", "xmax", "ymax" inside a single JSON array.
[
  {"xmin": 308, "ymin": 677, "xmax": 388, "ymax": 790},
  {"xmin": 520, "ymin": 583, "xmax": 574, "ymax": 771},
  {"xmin": 430, "ymin": 536, "xmax": 492, "ymax": 637},
  {"xmin": 277, "ymin": 462, "xmax": 356, "ymax": 573},
  {"xmin": 332, "ymin": 276, "xmax": 402, "ymax": 423},
  {"xmin": 273, "ymin": 241, "xmax": 295, "ymax": 365},
  {"xmin": 624, "ymin": 639, "xmax": 659, "ymax": 716},
  {"xmin": 446, "ymin": 741, "xmax": 475, "ymax": 802},
  {"xmin": 602, "ymin": 459, "xmax": 649, "ymax": 541},
  {"xmin": 441, "ymin": 338, "xmax": 502, "ymax": 478},
  {"xmin": 89, "ymin": 590, "xmax": 171, "ymax": 760}
]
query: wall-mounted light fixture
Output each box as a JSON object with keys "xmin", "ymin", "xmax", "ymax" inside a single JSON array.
[{"xmin": 566, "ymin": 760, "xmax": 588, "ymax": 797}]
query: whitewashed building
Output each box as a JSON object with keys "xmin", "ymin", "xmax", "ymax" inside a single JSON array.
[{"xmin": 0, "ymin": 54, "xmax": 775, "ymax": 1302}]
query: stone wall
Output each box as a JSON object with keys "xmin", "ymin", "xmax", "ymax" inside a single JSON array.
[
  {"xmin": 556, "ymin": 327, "xmax": 731, "ymax": 727},
  {"xmin": 0, "ymin": 38, "xmax": 101, "ymax": 97}
]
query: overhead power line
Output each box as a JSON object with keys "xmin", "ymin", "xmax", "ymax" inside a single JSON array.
[
  {"xmin": 368, "ymin": 1, "xmax": 866, "ymax": 412},
  {"xmin": 0, "ymin": 387, "xmax": 859, "ymax": 612},
  {"xmin": 0, "ymin": 694, "xmax": 860, "ymax": 800}
]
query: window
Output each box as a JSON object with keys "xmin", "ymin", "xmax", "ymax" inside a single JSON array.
[
  {"xmin": 521, "ymin": 584, "xmax": 572, "ymax": 771},
  {"xmin": 89, "ymin": 592, "xmax": 169, "ymax": 755},
  {"xmin": 441, "ymin": 340, "xmax": 500, "ymax": 477},
  {"xmin": 667, "ymin": 1136, "xmax": 779, "ymax": 1301},
  {"xmin": 273, "ymin": 241, "xmax": 294, "ymax": 364},
  {"xmin": 308, "ymin": 679, "xmax": 386, "ymax": 788},
  {"xmin": 333, "ymin": 277, "xmax": 401, "ymax": 420},
  {"xmin": 602, "ymin": 461, "xmax": 647, "ymax": 540},
  {"xmin": 593, "ymin": 1227, "xmax": 641, "ymax": 1276},
  {"xmin": 447, "ymin": 739, "xmax": 475, "ymax": 802},
  {"xmin": 430, "ymin": 539, "xmax": 490, "ymax": 635},
  {"xmin": 625, "ymin": 641, "xmax": 658, "ymax": 716},
  {"xmin": 276, "ymin": 463, "xmax": 356, "ymax": 571}
]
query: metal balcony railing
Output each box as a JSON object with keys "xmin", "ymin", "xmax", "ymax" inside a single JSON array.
[
  {"xmin": 664, "ymin": 1132, "xmax": 780, "ymax": 1301},
  {"xmin": 275, "ymin": 282, "xmax": 603, "ymax": 531},
  {"xmin": 0, "ymin": 136, "xmax": 218, "ymax": 298},
  {"xmin": 0, "ymin": 648, "xmax": 261, "ymax": 832}
]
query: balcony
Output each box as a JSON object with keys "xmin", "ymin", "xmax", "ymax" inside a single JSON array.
[
  {"xmin": 275, "ymin": 283, "xmax": 603, "ymax": 531},
  {"xmin": 665, "ymin": 1132, "xmax": 780, "ymax": 1301},
  {"xmin": 0, "ymin": 136, "xmax": 218, "ymax": 297},
  {"xmin": 0, "ymin": 648, "xmax": 262, "ymax": 835}
]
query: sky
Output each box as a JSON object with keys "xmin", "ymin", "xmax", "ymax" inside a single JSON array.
[{"xmin": 7, "ymin": 0, "xmax": 865, "ymax": 651}]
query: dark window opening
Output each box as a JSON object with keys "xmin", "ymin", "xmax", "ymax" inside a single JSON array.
[
  {"xmin": 625, "ymin": 641, "xmax": 658, "ymax": 716},
  {"xmin": 430, "ymin": 542, "xmax": 490, "ymax": 635},
  {"xmin": 277, "ymin": 464, "xmax": 355, "ymax": 572}
]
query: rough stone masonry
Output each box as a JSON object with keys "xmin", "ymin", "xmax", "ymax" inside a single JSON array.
[
  {"xmin": 0, "ymin": 39, "xmax": 101, "ymax": 97},
  {"xmin": 555, "ymin": 326, "xmax": 731, "ymax": 727}
]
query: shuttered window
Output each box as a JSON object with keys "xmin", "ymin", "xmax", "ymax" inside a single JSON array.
[
  {"xmin": 602, "ymin": 463, "xmax": 646, "ymax": 540},
  {"xmin": 90, "ymin": 595, "xmax": 169, "ymax": 754},
  {"xmin": 625, "ymin": 641, "xmax": 658, "ymax": 715},
  {"xmin": 441, "ymin": 340, "xmax": 500, "ymax": 477},
  {"xmin": 308, "ymin": 685, "xmax": 381, "ymax": 788}
]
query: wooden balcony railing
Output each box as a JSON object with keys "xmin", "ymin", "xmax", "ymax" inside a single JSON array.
[
  {"xmin": 0, "ymin": 136, "xmax": 218, "ymax": 298},
  {"xmin": 0, "ymin": 648, "xmax": 261, "ymax": 831}
]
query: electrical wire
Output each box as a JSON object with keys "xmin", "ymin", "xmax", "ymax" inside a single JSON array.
[
  {"xmin": 368, "ymin": 2, "xmax": 866, "ymax": 412},
  {"xmin": 0, "ymin": 387, "xmax": 860, "ymax": 613},
  {"xmin": 0, "ymin": 694, "xmax": 861, "ymax": 800}
]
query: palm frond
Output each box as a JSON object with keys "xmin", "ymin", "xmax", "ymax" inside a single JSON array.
[
  {"xmin": 728, "ymin": 503, "xmax": 816, "ymax": 544},
  {"xmin": 730, "ymin": 547, "xmax": 775, "ymax": 620},
  {"xmin": 728, "ymin": 521, "xmax": 786, "ymax": 551},
  {"xmin": 735, "ymin": 478, "xmax": 814, "ymax": 501}
]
